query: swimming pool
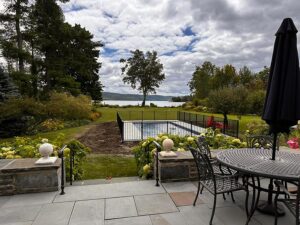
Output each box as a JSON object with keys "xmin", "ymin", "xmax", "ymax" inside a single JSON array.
[{"xmin": 123, "ymin": 120, "xmax": 206, "ymax": 141}]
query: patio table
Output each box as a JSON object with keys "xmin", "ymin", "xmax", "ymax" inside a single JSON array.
[{"xmin": 216, "ymin": 148, "xmax": 300, "ymax": 224}]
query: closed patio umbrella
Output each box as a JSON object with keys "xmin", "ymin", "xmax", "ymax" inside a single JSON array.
[
  {"xmin": 262, "ymin": 17, "xmax": 300, "ymax": 160},
  {"xmin": 260, "ymin": 17, "xmax": 300, "ymax": 216}
]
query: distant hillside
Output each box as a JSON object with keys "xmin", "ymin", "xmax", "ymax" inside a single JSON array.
[{"xmin": 103, "ymin": 92, "xmax": 174, "ymax": 101}]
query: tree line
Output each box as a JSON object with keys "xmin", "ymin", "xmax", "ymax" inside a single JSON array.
[
  {"xmin": 0, "ymin": 0, "xmax": 103, "ymax": 101},
  {"xmin": 188, "ymin": 61, "xmax": 269, "ymax": 116}
]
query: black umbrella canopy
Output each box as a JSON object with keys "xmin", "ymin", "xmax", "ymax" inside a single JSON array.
[{"xmin": 262, "ymin": 18, "xmax": 300, "ymax": 134}]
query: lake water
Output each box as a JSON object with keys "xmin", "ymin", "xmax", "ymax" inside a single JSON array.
[{"xmin": 102, "ymin": 100, "xmax": 184, "ymax": 107}]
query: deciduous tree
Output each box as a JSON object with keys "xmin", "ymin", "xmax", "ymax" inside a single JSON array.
[{"xmin": 120, "ymin": 50, "xmax": 165, "ymax": 106}]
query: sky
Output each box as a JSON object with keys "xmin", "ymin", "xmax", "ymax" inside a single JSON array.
[{"xmin": 2, "ymin": 0, "xmax": 300, "ymax": 96}]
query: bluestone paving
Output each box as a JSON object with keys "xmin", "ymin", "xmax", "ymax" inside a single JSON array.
[
  {"xmin": 150, "ymin": 212, "xmax": 188, "ymax": 225},
  {"xmin": 54, "ymin": 184, "xmax": 106, "ymax": 202},
  {"xmin": 105, "ymin": 180, "xmax": 165, "ymax": 198},
  {"xmin": 69, "ymin": 199, "xmax": 104, "ymax": 225},
  {"xmin": 2, "ymin": 192, "xmax": 57, "ymax": 208},
  {"xmin": 1, "ymin": 222, "xmax": 33, "ymax": 225},
  {"xmin": 105, "ymin": 197, "xmax": 137, "ymax": 219},
  {"xmin": 0, "ymin": 205, "xmax": 41, "ymax": 225},
  {"xmin": 179, "ymin": 205, "xmax": 226, "ymax": 225},
  {"xmin": 162, "ymin": 182, "xmax": 197, "ymax": 193},
  {"xmin": 134, "ymin": 193, "xmax": 178, "ymax": 215},
  {"xmin": 32, "ymin": 202, "xmax": 74, "ymax": 225},
  {"xmin": 105, "ymin": 216, "xmax": 152, "ymax": 225},
  {"xmin": 0, "ymin": 180, "xmax": 296, "ymax": 225}
]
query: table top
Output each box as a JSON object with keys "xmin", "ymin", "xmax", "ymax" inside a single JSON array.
[{"xmin": 216, "ymin": 148, "xmax": 300, "ymax": 181}]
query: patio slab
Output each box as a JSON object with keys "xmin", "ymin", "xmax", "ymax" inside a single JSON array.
[
  {"xmin": 134, "ymin": 193, "xmax": 178, "ymax": 215},
  {"xmin": 54, "ymin": 184, "xmax": 106, "ymax": 202},
  {"xmin": 162, "ymin": 181, "xmax": 197, "ymax": 193},
  {"xmin": 69, "ymin": 199, "xmax": 104, "ymax": 225},
  {"xmin": 105, "ymin": 197, "xmax": 137, "ymax": 219},
  {"xmin": 105, "ymin": 216, "xmax": 152, "ymax": 225},
  {"xmin": 0, "ymin": 179, "xmax": 295, "ymax": 225},
  {"xmin": 0, "ymin": 205, "xmax": 41, "ymax": 225},
  {"xmin": 32, "ymin": 202, "xmax": 74, "ymax": 225},
  {"xmin": 2, "ymin": 192, "xmax": 57, "ymax": 208},
  {"xmin": 169, "ymin": 192, "xmax": 203, "ymax": 206},
  {"xmin": 150, "ymin": 212, "xmax": 187, "ymax": 225}
]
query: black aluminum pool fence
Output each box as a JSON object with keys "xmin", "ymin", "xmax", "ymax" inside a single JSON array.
[
  {"xmin": 117, "ymin": 111, "xmax": 239, "ymax": 142},
  {"xmin": 177, "ymin": 112, "xmax": 239, "ymax": 137}
]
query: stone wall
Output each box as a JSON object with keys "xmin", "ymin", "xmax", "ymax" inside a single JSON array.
[
  {"xmin": 154, "ymin": 151, "xmax": 198, "ymax": 182},
  {"xmin": 0, "ymin": 158, "xmax": 61, "ymax": 196}
]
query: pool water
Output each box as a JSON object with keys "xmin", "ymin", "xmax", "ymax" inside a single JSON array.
[{"xmin": 123, "ymin": 120, "xmax": 205, "ymax": 141}]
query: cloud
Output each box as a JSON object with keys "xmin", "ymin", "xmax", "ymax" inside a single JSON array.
[{"xmin": 1, "ymin": 0, "xmax": 300, "ymax": 96}]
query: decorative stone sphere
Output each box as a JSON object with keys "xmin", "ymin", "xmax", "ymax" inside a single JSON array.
[
  {"xmin": 39, "ymin": 143, "xmax": 53, "ymax": 158},
  {"xmin": 162, "ymin": 138, "xmax": 174, "ymax": 152}
]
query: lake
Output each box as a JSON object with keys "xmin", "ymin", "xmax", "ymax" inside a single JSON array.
[{"xmin": 102, "ymin": 100, "xmax": 184, "ymax": 107}]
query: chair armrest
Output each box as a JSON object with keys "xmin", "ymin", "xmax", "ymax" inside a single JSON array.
[{"xmin": 274, "ymin": 180, "xmax": 296, "ymax": 197}]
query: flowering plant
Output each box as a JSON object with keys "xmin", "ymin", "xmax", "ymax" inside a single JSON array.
[{"xmin": 287, "ymin": 138, "xmax": 299, "ymax": 149}]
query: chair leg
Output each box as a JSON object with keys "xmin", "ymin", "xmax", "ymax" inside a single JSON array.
[
  {"xmin": 245, "ymin": 188, "xmax": 249, "ymax": 217},
  {"xmin": 200, "ymin": 185, "xmax": 204, "ymax": 194},
  {"xmin": 194, "ymin": 181, "xmax": 201, "ymax": 206},
  {"xmin": 230, "ymin": 192, "xmax": 235, "ymax": 202},
  {"xmin": 274, "ymin": 197, "xmax": 278, "ymax": 225},
  {"xmin": 210, "ymin": 194, "xmax": 217, "ymax": 225},
  {"xmin": 222, "ymin": 193, "xmax": 226, "ymax": 200}
]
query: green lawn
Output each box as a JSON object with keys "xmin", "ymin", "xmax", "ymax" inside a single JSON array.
[
  {"xmin": 82, "ymin": 154, "xmax": 137, "ymax": 179},
  {"xmin": 0, "ymin": 107, "xmax": 262, "ymax": 144}
]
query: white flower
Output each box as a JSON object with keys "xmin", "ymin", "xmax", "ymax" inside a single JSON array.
[{"xmin": 41, "ymin": 138, "xmax": 48, "ymax": 143}]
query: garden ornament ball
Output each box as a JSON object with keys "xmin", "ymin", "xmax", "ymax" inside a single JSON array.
[
  {"xmin": 39, "ymin": 143, "xmax": 53, "ymax": 158},
  {"xmin": 162, "ymin": 138, "xmax": 174, "ymax": 152}
]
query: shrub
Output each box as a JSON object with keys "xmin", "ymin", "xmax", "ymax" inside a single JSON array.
[
  {"xmin": 46, "ymin": 92, "xmax": 92, "ymax": 120},
  {"xmin": 133, "ymin": 134, "xmax": 198, "ymax": 178},
  {"xmin": 246, "ymin": 120, "xmax": 269, "ymax": 135},
  {"xmin": 0, "ymin": 98, "xmax": 46, "ymax": 137},
  {"xmin": 0, "ymin": 136, "xmax": 90, "ymax": 180},
  {"xmin": 132, "ymin": 130, "xmax": 246, "ymax": 179},
  {"xmin": 37, "ymin": 119, "xmax": 65, "ymax": 132}
]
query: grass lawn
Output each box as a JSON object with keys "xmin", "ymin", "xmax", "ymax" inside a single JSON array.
[
  {"xmin": 82, "ymin": 154, "xmax": 137, "ymax": 179},
  {"xmin": 0, "ymin": 107, "xmax": 262, "ymax": 144}
]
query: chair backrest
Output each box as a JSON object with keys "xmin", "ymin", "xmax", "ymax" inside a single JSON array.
[
  {"xmin": 195, "ymin": 136, "xmax": 212, "ymax": 158},
  {"xmin": 246, "ymin": 135, "xmax": 278, "ymax": 150},
  {"xmin": 189, "ymin": 146, "xmax": 215, "ymax": 181}
]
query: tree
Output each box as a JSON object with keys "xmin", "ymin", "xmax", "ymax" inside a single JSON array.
[
  {"xmin": 189, "ymin": 61, "xmax": 215, "ymax": 99},
  {"xmin": 208, "ymin": 87, "xmax": 249, "ymax": 131},
  {"xmin": 238, "ymin": 66, "xmax": 253, "ymax": 87},
  {"xmin": 120, "ymin": 50, "xmax": 165, "ymax": 106},
  {"xmin": 0, "ymin": 67, "xmax": 20, "ymax": 101},
  {"xmin": 211, "ymin": 64, "xmax": 238, "ymax": 89}
]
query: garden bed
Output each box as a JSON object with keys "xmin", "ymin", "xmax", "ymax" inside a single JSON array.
[{"xmin": 78, "ymin": 122, "xmax": 138, "ymax": 155}]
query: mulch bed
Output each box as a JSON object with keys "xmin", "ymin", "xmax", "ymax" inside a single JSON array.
[{"xmin": 77, "ymin": 122, "xmax": 138, "ymax": 155}]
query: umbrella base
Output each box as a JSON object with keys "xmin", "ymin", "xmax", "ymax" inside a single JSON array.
[{"xmin": 257, "ymin": 201, "xmax": 285, "ymax": 216}]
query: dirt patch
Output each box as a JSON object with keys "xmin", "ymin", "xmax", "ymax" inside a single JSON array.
[{"xmin": 77, "ymin": 122, "xmax": 138, "ymax": 155}]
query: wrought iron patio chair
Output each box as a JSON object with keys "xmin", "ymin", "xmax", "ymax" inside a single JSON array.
[
  {"xmin": 195, "ymin": 136, "xmax": 234, "ymax": 176},
  {"xmin": 190, "ymin": 147, "xmax": 249, "ymax": 225},
  {"xmin": 274, "ymin": 180, "xmax": 300, "ymax": 225},
  {"xmin": 246, "ymin": 135, "xmax": 279, "ymax": 150}
]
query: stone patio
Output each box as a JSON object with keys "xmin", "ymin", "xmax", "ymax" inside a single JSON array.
[{"xmin": 0, "ymin": 179, "xmax": 295, "ymax": 225}]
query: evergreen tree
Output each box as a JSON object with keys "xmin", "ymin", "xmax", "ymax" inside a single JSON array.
[{"xmin": 0, "ymin": 67, "xmax": 20, "ymax": 101}]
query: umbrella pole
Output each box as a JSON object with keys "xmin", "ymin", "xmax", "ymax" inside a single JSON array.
[{"xmin": 271, "ymin": 132, "xmax": 277, "ymax": 160}]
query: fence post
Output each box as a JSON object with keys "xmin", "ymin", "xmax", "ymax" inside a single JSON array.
[
  {"xmin": 190, "ymin": 121, "xmax": 193, "ymax": 136},
  {"xmin": 70, "ymin": 150, "xmax": 73, "ymax": 185},
  {"xmin": 167, "ymin": 121, "xmax": 169, "ymax": 134},
  {"xmin": 60, "ymin": 152, "xmax": 65, "ymax": 195},
  {"xmin": 236, "ymin": 120, "xmax": 239, "ymax": 138}
]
